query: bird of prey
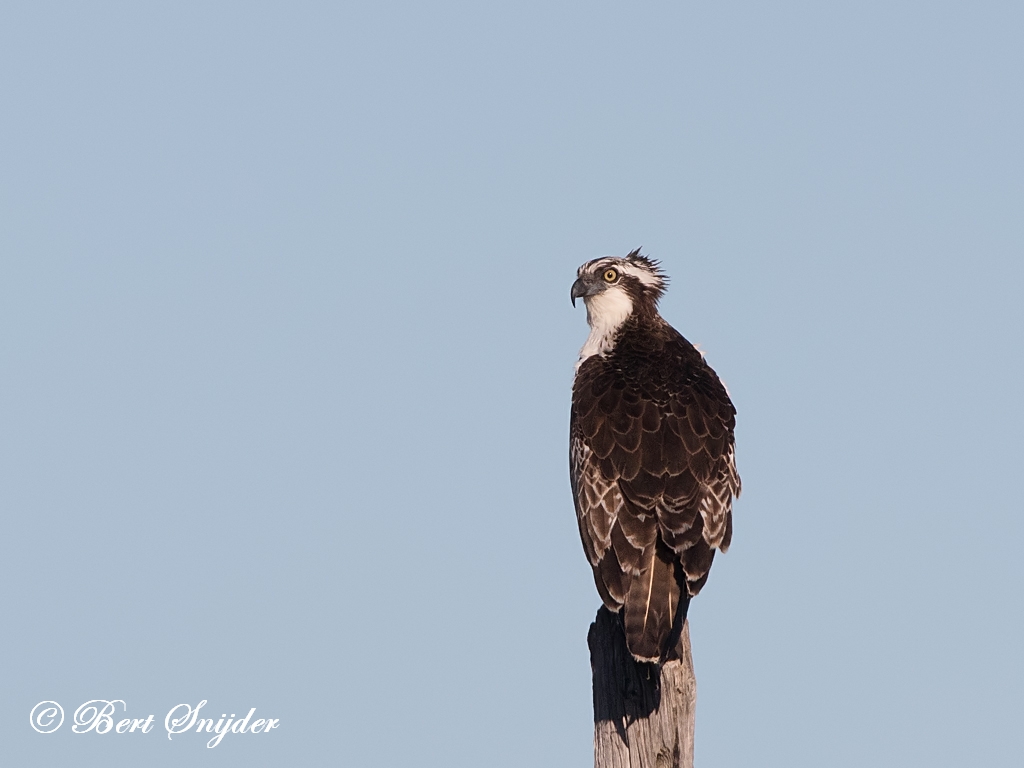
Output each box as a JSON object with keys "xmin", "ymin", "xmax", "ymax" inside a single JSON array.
[{"xmin": 570, "ymin": 250, "xmax": 740, "ymax": 662}]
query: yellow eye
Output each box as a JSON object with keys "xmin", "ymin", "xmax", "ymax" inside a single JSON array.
[{"xmin": 603, "ymin": 268, "xmax": 618, "ymax": 283}]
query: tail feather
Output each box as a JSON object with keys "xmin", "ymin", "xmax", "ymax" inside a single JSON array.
[{"xmin": 622, "ymin": 539, "xmax": 688, "ymax": 661}]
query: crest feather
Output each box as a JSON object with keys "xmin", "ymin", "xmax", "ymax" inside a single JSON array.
[
  {"xmin": 619, "ymin": 248, "xmax": 668, "ymax": 302},
  {"xmin": 624, "ymin": 248, "xmax": 668, "ymax": 288}
]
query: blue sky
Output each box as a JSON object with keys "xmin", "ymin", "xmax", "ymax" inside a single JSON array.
[{"xmin": 2, "ymin": 2, "xmax": 1022, "ymax": 766}]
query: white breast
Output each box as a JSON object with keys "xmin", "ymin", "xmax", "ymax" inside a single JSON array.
[{"xmin": 576, "ymin": 287, "xmax": 633, "ymax": 372}]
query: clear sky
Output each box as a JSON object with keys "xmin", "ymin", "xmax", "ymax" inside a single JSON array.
[{"xmin": 2, "ymin": 2, "xmax": 1022, "ymax": 766}]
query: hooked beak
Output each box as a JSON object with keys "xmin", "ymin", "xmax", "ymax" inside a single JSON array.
[{"xmin": 571, "ymin": 276, "xmax": 600, "ymax": 307}]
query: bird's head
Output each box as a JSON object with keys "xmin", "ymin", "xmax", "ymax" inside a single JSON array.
[{"xmin": 571, "ymin": 249, "xmax": 667, "ymax": 324}]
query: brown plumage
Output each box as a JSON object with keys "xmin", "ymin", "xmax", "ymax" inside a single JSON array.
[{"xmin": 570, "ymin": 250, "xmax": 740, "ymax": 662}]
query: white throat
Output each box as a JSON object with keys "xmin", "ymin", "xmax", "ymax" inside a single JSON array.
[{"xmin": 576, "ymin": 288, "xmax": 633, "ymax": 371}]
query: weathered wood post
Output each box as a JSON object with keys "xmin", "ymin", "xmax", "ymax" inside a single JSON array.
[{"xmin": 588, "ymin": 607, "xmax": 696, "ymax": 768}]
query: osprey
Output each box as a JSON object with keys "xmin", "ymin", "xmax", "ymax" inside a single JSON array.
[{"xmin": 570, "ymin": 250, "xmax": 740, "ymax": 662}]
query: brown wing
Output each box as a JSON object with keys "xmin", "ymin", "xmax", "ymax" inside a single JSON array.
[{"xmin": 570, "ymin": 331, "xmax": 739, "ymax": 660}]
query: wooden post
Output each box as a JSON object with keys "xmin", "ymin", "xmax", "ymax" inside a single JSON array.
[{"xmin": 588, "ymin": 607, "xmax": 696, "ymax": 768}]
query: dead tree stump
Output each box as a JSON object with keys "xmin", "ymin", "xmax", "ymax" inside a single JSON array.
[{"xmin": 588, "ymin": 607, "xmax": 696, "ymax": 768}]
